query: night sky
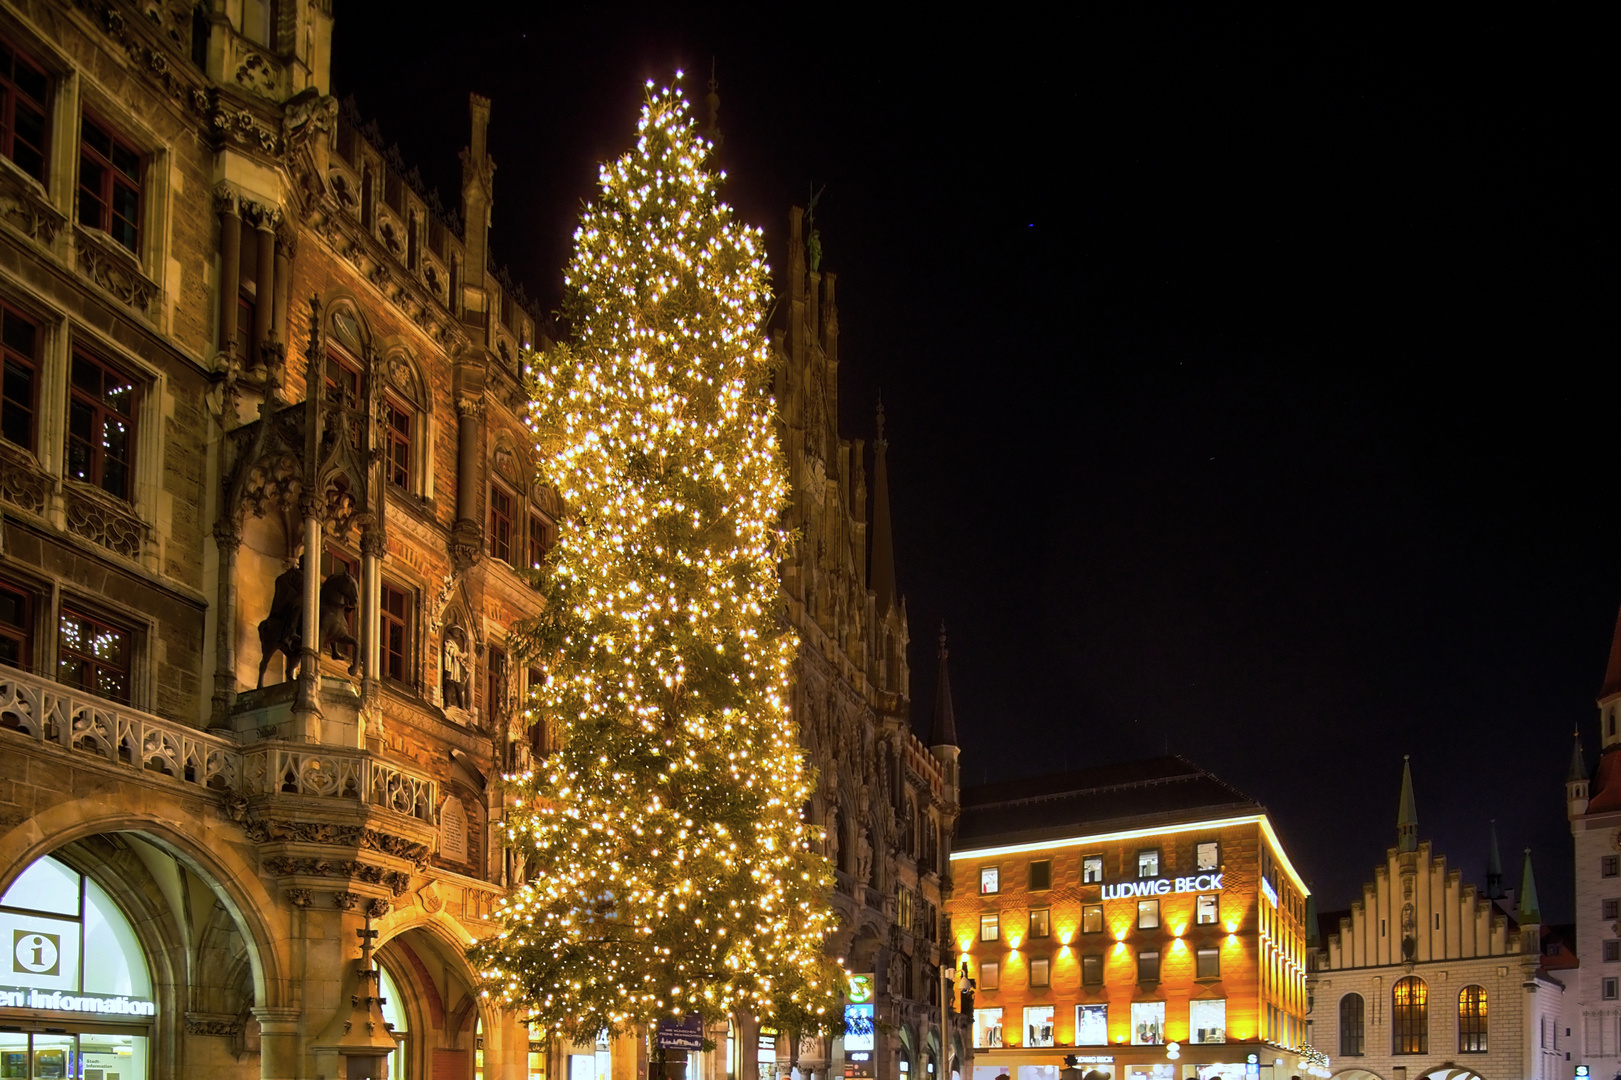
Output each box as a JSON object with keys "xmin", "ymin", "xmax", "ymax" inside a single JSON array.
[{"xmin": 333, "ymin": 6, "xmax": 1613, "ymax": 922}]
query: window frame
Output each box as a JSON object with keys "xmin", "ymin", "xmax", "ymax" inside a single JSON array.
[
  {"xmin": 1604, "ymin": 898, "xmax": 1620, "ymax": 921},
  {"xmin": 979, "ymin": 866, "xmax": 999, "ymax": 895},
  {"xmin": 1028, "ymin": 906, "xmax": 1051, "ymax": 940},
  {"xmin": 65, "ymin": 344, "xmax": 140, "ymax": 502},
  {"xmin": 1339, "ymin": 993, "xmax": 1364, "ymax": 1057},
  {"xmin": 1028, "ymin": 958, "xmax": 1050, "ymax": 990},
  {"xmin": 384, "ymin": 395, "xmax": 412, "ymax": 490},
  {"xmin": 1028, "ymin": 859, "xmax": 1052, "ymax": 891},
  {"xmin": 1196, "ymin": 841, "xmax": 1219, "ymax": 871},
  {"xmin": 0, "ymin": 35, "xmax": 50, "ymax": 183},
  {"xmin": 1196, "ymin": 946, "xmax": 1220, "ymax": 979},
  {"xmin": 1457, "ymin": 985, "xmax": 1487, "ymax": 1054},
  {"xmin": 0, "ymin": 577, "xmax": 33, "ymax": 671},
  {"xmin": 1075, "ymin": 1003, "xmax": 1107, "ymax": 1045},
  {"xmin": 1604, "ymin": 939, "xmax": 1621, "ymax": 963},
  {"xmin": 1189, "ymin": 998, "xmax": 1226, "ymax": 1045},
  {"xmin": 1137, "ymin": 898, "xmax": 1160, "ymax": 930},
  {"xmin": 977, "ymin": 960, "xmax": 999, "ymax": 991},
  {"xmin": 1081, "ymin": 904, "xmax": 1103, "ymax": 935},
  {"xmin": 1, "ymin": 300, "xmax": 40, "ymax": 453},
  {"xmin": 488, "ymin": 482, "xmax": 514, "ymax": 563},
  {"xmin": 380, "ymin": 579, "xmax": 411, "ymax": 685},
  {"xmin": 77, "ymin": 111, "xmax": 143, "ymax": 253},
  {"xmin": 1137, "ymin": 948, "xmax": 1160, "ymax": 984},
  {"xmin": 56, "ymin": 603, "xmax": 133, "ymax": 704},
  {"xmin": 1196, "ymin": 892, "xmax": 1219, "ymax": 926},
  {"xmin": 528, "ymin": 510, "xmax": 554, "ymax": 570},
  {"xmin": 1080, "ymin": 954, "xmax": 1103, "ymax": 987},
  {"xmin": 1081, "ymin": 854, "xmax": 1104, "ymax": 884},
  {"xmin": 1604, "ymin": 855, "xmax": 1620, "ymax": 878},
  {"xmin": 979, "ymin": 913, "xmax": 999, "ymax": 942},
  {"xmin": 1604, "ymin": 978, "xmax": 1619, "ymax": 1001},
  {"xmin": 1392, "ymin": 975, "xmax": 1428, "ymax": 1055},
  {"xmin": 1136, "ymin": 848, "xmax": 1160, "ymax": 878}
]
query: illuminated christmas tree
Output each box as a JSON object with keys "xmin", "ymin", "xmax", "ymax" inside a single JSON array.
[{"xmin": 473, "ymin": 80, "xmax": 844, "ymax": 1047}]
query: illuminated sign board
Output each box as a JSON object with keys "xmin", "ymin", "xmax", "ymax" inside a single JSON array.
[
  {"xmin": 1100, "ymin": 874, "xmax": 1223, "ymax": 900},
  {"xmin": 0, "ymin": 988, "xmax": 155, "ymax": 1016},
  {"xmin": 844, "ymin": 973, "xmax": 875, "ymax": 1079}
]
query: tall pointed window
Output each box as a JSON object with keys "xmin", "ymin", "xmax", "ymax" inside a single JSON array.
[
  {"xmin": 1339, "ymin": 993, "xmax": 1364, "ymax": 1056},
  {"xmin": 1392, "ymin": 976, "xmax": 1427, "ymax": 1054},
  {"xmin": 1458, "ymin": 985, "xmax": 1487, "ymax": 1053}
]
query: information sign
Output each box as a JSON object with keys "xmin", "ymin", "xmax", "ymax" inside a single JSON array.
[{"xmin": 657, "ymin": 1014, "xmax": 704, "ymax": 1051}]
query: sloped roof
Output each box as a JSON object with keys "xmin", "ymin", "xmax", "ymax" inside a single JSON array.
[
  {"xmin": 957, "ymin": 755, "xmax": 1261, "ymax": 848},
  {"xmin": 1601, "ymin": 599, "xmax": 1621, "ymax": 701},
  {"xmin": 1585, "ymin": 745, "xmax": 1621, "ymax": 813}
]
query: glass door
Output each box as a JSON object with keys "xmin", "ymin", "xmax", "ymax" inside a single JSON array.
[{"xmin": 0, "ymin": 1032, "xmax": 146, "ymax": 1079}]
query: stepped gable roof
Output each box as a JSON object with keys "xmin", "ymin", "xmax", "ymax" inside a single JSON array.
[
  {"xmin": 1318, "ymin": 907, "xmax": 1351, "ymax": 947},
  {"xmin": 957, "ymin": 755, "xmax": 1261, "ymax": 849},
  {"xmin": 1602, "ymin": 598, "xmax": 1621, "ymax": 701},
  {"xmin": 1585, "ymin": 745, "xmax": 1621, "ymax": 813}
]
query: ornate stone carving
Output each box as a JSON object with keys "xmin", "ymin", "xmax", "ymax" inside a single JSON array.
[
  {"xmin": 367, "ymin": 898, "xmax": 391, "ymax": 919},
  {"xmin": 63, "ymin": 485, "xmax": 147, "ymax": 559},
  {"xmin": 0, "ymin": 444, "xmax": 50, "ymax": 514},
  {"xmin": 234, "ymin": 51, "xmax": 280, "ymax": 97},
  {"xmin": 332, "ymin": 890, "xmax": 360, "ymax": 911},
  {"xmin": 0, "ymin": 160, "xmax": 67, "ymax": 244},
  {"xmin": 284, "ymin": 887, "xmax": 313, "ymax": 908},
  {"xmin": 74, "ymin": 225, "xmax": 158, "ymax": 312},
  {"xmin": 185, "ymin": 1012, "xmax": 244, "ymax": 1037}
]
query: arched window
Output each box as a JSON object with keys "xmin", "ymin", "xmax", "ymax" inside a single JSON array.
[
  {"xmin": 1458, "ymin": 984, "xmax": 1487, "ymax": 1052},
  {"xmin": 1339, "ymin": 993, "xmax": 1363, "ymax": 1056},
  {"xmin": 1392, "ymin": 975, "xmax": 1427, "ymax": 1054}
]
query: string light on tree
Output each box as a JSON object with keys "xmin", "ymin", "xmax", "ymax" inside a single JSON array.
[{"xmin": 471, "ymin": 76, "xmax": 845, "ymax": 1047}]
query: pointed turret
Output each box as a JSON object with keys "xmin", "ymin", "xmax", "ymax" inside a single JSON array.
[
  {"xmin": 1397, "ymin": 755, "xmax": 1418, "ymax": 853},
  {"xmin": 870, "ymin": 401, "xmax": 896, "ymax": 616},
  {"xmin": 930, "ymin": 624, "xmax": 958, "ymax": 748},
  {"xmin": 1518, "ymin": 847, "xmax": 1542, "ymax": 925},
  {"xmin": 1485, "ymin": 819, "xmax": 1505, "ymax": 899},
  {"xmin": 1569, "ymin": 729, "xmax": 1592, "ymax": 820}
]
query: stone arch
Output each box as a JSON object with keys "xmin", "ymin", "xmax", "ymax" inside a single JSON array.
[
  {"xmin": 0, "ymin": 796, "xmax": 287, "ymax": 1008},
  {"xmin": 322, "ymin": 291, "xmax": 374, "ymax": 357},
  {"xmin": 1416, "ymin": 1072, "xmax": 1485, "ymax": 1080},
  {"xmin": 373, "ymin": 906, "xmax": 494, "ymax": 1073},
  {"xmin": 1330, "ymin": 1070, "xmax": 1386, "ymax": 1080}
]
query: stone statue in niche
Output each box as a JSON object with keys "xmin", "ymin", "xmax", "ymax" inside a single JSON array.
[
  {"xmin": 854, "ymin": 831, "xmax": 873, "ymax": 886},
  {"xmin": 442, "ymin": 629, "xmax": 468, "ymax": 710},
  {"xmin": 256, "ymin": 564, "xmax": 304, "ymax": 688},
  {"xmin": 317, "ymin": 569, "xmax": 362, "ymax": 675}
]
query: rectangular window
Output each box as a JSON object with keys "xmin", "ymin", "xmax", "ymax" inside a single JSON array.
[
  {"xmin": 385, "ymin": 399, "xmax": 411, "ymax": 489},
  {"xmin": 381, "ymin": 583, "xmax": 410, "ymax": 683},
  {"xmin": 489, "ymin": 484, "xmax": 513, "ymax": 562},
  {"xmin": 980, "ymin": 914, "xmax": 999, "ymax": 942},
  {"xmin": 57, "ymin": 607, "xmax": 131, "ymax": 703},
  {"xmin": 1189, "ymin": 998, "xmax": 1226, "ymax": 1044},
  {"xmin": 1196, "ymin": 947, "xmax": 1220, "ymax": 979},
  {"xmin": 1130, "ymin": 1001, "xmax": 1165, "ymax": 1045},
  {"xmin": 0, "ymin": 580, "xmax": 32, "ymax": 669},
  {"xmin": 1605, "ymin": 978, "xmax": 1619, "ymax": 1001},
  {"xmin": 1197, "ymin": 893, "xmax": 1219, "ymax": 925},
  {"xmin": 1, "ymin": 303, "xmax": 39, "ymax": 451},
  {"xmin": 1075, "ymin": 1004, "xmax": 1107, "ymax": 1046},
  {"xmin": 1028, "ymin": 859, "xmax": 1052, "ymax": 891},
  {"xmin": 78, "ymin": 114, "xmax": 142, "ymax": 252},
  {"xmin": 0, "ymin": 39, "xmax": 50, "ymax": 182},
  {"xmin": 1028, "ymin": 959, "xmax": 1050, "ymax": 990},
  {"xmin": 979, "ymin": 867, "xmax": 999, "ymax": 895},
  {"xmin": 66, "ymin": 348, "xmax": 138, "ymax": 501},
  {"xmin": 1081, "ymin": 954, "xmax": 1103, "ymax": 986},
  {"xmin": 1604, "ymin": 855, "xmax": 1619, "ymax": 878},
  {"xmin": 1605, "ymin": 899, "xmax": 1620, "ymax": 921},
  {"xmin": 1081, "ymin": 904, "xmax": 1103, "ymax": 935},
  {"xmin": 1137, "ymin": 899, "xmax": 1159, "ymax": 930},
  {"xmin": 1082, "ymin": 854, "xmax": 1104, "ymax": 883},
  {"xmin": 1604, "ymin": 940, "xmax": 1621, "ymax": 963},
  {"xmin": 978, "ymin": 960, "xmax": 998, "ymax": 991},
  {"xmin": 1029, "ymin": 907, "xmax": 1050, "ymax": 939},
  {"xmin": 1024, "ymin": 1004, "xmax": 1053, "ymax": 1045},
  {"xmin": 323, "ymin": 349, "xmax": 363, "ymax": 448},
  {"xmin": 1137, "ymin": 949, "xmax": 1160, "ymax": 984},
  {"xmin": 1196, "ymin": 841, "xmax": 1219, "ymax": 871},
  {"xmin": 529, "ymin": 512, "xmax": 553, "ymax": 569},
  {"xmin": 972, "ymin": 1008, "xmax": 1002, "ymax": 1049},
  {"xmin": 1137, "ymin": 849, "xmax": 1159, "ymax": 877}
]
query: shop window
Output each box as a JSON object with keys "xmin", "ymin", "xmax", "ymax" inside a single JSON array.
[
  {"xmin": 1137, "ymin": 899, "xmax": 1159, "ymax": 930},
  {"xmin": 1081, "ymin": 954, "xmax": 1103, "ymax": 986},
  {"xmin": 57, "ymin": 606, "xmax": 132, "ymax": 703},
  {"xmin": 1196, "ymin": 947, "xmax": 1220, "ymax": 979},
  {"xmin": 0, "ymin": 579, "xmax": 29, "ymax": 669},
  {"xmin": 529, "ymin": 511, "xmax": 555, "ymax": 569},
  {"xmin": 66, "ymin": 347, "xmax": 139, "ymax": 502},
  {"xmin": 78, "ymin": 114, "xmax": 142, "ymax": 253},
  {"xmin": 1196, "ymin": 893, "xmax": 1219, "ymax": 925},
  {"xmin": 1196, "ymin": 841, "xmax": 1219, "ymax": 870},
  {"xmin": 1190, "ymin": 998, "xmax": 1226, "ymax": 1044},
  {"xmin": 1129, "ymin": 1001, "xmax": 1164, "ymax": 1045},
  {"xmin": 1075, "ymin": 1004, "xmax": 1107, "ymax": 1045},
  {"xmin": 1, "ymin": 303, "xmax": 39, "ymax": 452},
  {"xmin": 1081, "ymin": 904, "xmax": 1103, "ymax": 935},
  {"xmin": 1028, "ymin": 859, "xmax": 1052, "ymax": 891},
  {"xmin": 1392, "ymin": 975, "xmax": 1428, "ymax": 1054},
  {"xmin": 1605, "ymin": 978, "xmax": 1619, "ymax": 1001},
  {"xmin": 978, "ymin": 960, "xmax": 998, "ymax": 991},
  {"xmin": 489, "ymin": 483, "xmax": 514, "ymax": 562},
  {"xmin": 1604, "ymin": 898, "xmax": 1620, "ymax": 920},
  {"xmin": 979, "ymin": 913, "xmax": 999, "ymax": 942},
  {"xmin": 1082, "ymin": 854, "xmax": 1103, "ymax": 883},
  {"xmin": 1137, "ymin": 849, "xmax": 1159, "ymax": 877},
  {"xmin": 979, "ymin": 867, "xmax": 999, "ymax": 895},
  {"xmin": 1136, "ymin": 949, "xmax": 1159, "ymax": 984},
  {"xmin": 1028, "ymin": 960, "xmax": 1050, "ymax": 990},
  {"xmin": 972, "ymin": 1008, "xmax": 1002, "ymax": 1049},
  {"xmin": 1029, "ymin": 907, "xmax": 1050, "ymax": 939},
  {"xmin": 0, "ymin": 39, "xmax": 48, "ymax": 182},
  {"xmin": 1025, "ymin": 1004, "xmax": 1053, "ymax": 1044},
  {"xmin": 1458, "ymin": 985, "xmax": 1487, "ymax": 1053},
  {"xmin": 385, "ymin": 399, "xmax": 412, "ymax": 489},
  {"xmin": 381, "ymin": 582, "xmax": 411, "ymax": 684},
  {"xmin": 1605, "ymin": 855, "xmax": 1619, "ymax": 878}
]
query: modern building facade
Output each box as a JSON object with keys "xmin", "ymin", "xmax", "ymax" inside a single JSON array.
[
  {"xmin": 1309, "ymin": 759, "xmax": 1568, "ymax": 1080},
  {"xmin": 947, "ymin": 757, "xmax": 1311, "ymax": 1080}
]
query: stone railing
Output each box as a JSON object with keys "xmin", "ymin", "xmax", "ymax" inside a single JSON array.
[{"xmin": 0, "ymin": 667, "xmax": 435, "ymax": 821}]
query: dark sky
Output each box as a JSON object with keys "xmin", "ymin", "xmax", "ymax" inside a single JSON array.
[{"xmin": 333, "ymin": 5, "xmax": 1614, "ymax": 922}]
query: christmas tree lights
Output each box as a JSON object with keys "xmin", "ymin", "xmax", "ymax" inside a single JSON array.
[{"xmin": 472, "ymin": 79, "xmax": 844, "ymax": 1046}]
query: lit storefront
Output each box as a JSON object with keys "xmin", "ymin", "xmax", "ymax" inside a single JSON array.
[
  {"xmin": 947, "ymin": 759, "xmax": 1316, "ymax": 1080},
  {"xmin": 0, "ymin": 856, "xmax": 153, "ymax": 1080}
]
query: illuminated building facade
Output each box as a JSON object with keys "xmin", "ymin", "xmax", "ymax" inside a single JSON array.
[
  {"xmin": 947, "ymin": 758, "xmax": 1311, "ymax": 1080},
  {"xmin": 1309, "ymin": 759, "xmax": 1568, "ymax": 1080}
]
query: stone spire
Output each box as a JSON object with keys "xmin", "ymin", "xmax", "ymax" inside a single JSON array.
[
  {"xmin": 1396, "ymin": 755, "xmax": 1417, "ymax": 853},
  {"xmin": 1485, "ymin": 819, "xmax": 1505, "ymax": 899},
  {"xmin": 930, "ymin": 623, "xmax": 958, "ymax": 748},
  {"xmin": 1570, "ymin": 729, "xmax": 1590, "ymax": 782},
  {"xmin": 1518, "ymin": 847, "xmax": 1542, "ymax": 924},
  {"xmin": 870, "ymin": 400, "xmax": 896, "ymax": 616}
]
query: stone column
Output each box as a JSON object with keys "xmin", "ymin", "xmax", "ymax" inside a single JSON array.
[
  {"xmin": 209, "ymin": 521, "xmax": 241, "ymax": 727},
  {"xmin": 253, "ymin": 1006, "xmax": 303, "ymax": 1080},
  {"xmin": 361, "ymin": 530, "xmax": 383, "ymax": 689},
  {"xmin": 216, "ymin": 187, "xmax": 241, "ymax": 355},
  {"xmin": 455, "ymin": 395, "xmax": 482, "ymax": 524},
  {"xmin": 253, "ymin": 209, "xmax": 276, "ymax": 365},
  {"xmin": 273, "ymin": 224, "xmax": 295, "ymax": 346},
  {"xmin": 292, "ymin": 494, "xmax": 324, "ymax": 738}
]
